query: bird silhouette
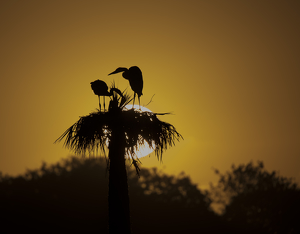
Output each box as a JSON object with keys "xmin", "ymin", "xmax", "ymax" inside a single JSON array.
[
  {"xmin": 90, "ymin": 80, "xmax": 123, "ymax": 112},
  {"xmin": 108, "ymin": 66, "xmax": 143, "ymax": 109}
]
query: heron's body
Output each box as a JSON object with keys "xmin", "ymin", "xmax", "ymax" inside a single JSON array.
[
  {"xmin": 122, "ymin": 66, "xmax": 143, "ymax": 97},
  {"xmin": 108, "ymin": 66, "xmax": 143, "ymax": 108},
  {"xmin": 90, "ymin": 80, "xmax": 122, "ymax": 111},
  {"xmin": 91, "ymin": 80, "xmax": 110, "ymax": 96}
]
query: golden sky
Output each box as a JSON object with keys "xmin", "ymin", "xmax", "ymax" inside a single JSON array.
[{"xmin": 1, "ymin": 0, "xmax": 299, "ymax": 188}]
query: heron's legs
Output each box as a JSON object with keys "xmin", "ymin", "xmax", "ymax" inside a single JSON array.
[
  {"xmin": 98, "ymin": 96, "xmax": 101, "ymax": 112},
  {"xmin": 132, "ymin": 93, "xmax": 136, "ymax": 109},
  {"xmin": 103, "ymin": 96, "xmax": 106, "ymax": 112},
  {"xmin": 138, "ymin": 96, "xmax": 141, "ymax": 110}
]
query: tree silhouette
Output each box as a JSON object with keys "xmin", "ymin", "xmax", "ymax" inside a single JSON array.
[
  {"xmin": 55, "ymin": 84, "xmax": 183, "ymax": 233},
  {"xmin": 209, "ymin": 161, "xmax": 300, "ymax": 234},
  {"xmin": 0, "ymin": 157, "xmax": 228, "ymax": 233}
]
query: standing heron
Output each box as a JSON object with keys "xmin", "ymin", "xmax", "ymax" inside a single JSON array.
[
  {"xmin": 90, "ymin": 80, "xmax": 122, "ymax": 112},
  {"xmin": 108, "ymin": 66, "xmax": 143, "ymax": 109}
]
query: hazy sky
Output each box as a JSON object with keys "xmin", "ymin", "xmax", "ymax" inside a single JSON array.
[{"xmin": 1, "ymin": 0, "xmax": 299, "ymax": 188}]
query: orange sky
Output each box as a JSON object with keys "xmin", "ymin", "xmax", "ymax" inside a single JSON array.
[{"xmin": 1, "ymin": 1, "xmax": 299, "ymax": 188}]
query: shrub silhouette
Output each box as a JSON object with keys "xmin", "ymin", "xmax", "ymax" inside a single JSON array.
[
  {"xmin": 209, "ymin": 161, "xmax": 300, "ymax": 234},
  {"xmin": 0, "ymin": 157, "xmax": 225, "ymax": 234}
]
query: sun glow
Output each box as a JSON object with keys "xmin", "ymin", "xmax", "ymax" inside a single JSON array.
[
  {"xmin": 124, "ymin": 104, "xmax": 152, "ymax": 113},
  {"xmin": 125, "ymin": 140, "xmax": 155, "ymax": 159},
  {"xmin": 124, "ymin": 105, "xmax": 155, "ymax": 158},
  {"xmin": 103, "ymin": 105, "xmax": 155, "ymax": 158}
]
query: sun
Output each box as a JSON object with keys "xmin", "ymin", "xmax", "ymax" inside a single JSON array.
[
  {"xmin": 124, "ymin": 104, "xmax": 152, "ymax": 113},
  {"xmin": 103, "ymin": 104, "xmax": 155, "ymax": 158},
  {"xmin": 124, "ymin": 104, "xmax": 155, "ymax": 159}
]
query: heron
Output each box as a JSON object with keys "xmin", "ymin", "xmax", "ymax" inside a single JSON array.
[
  {"xmin": 90, "ymin": 80, "xmax": 123, "ymax": 112},
  {"xmin": 108, "ymin": 66, "xmax": 143, "ymax": 109}
]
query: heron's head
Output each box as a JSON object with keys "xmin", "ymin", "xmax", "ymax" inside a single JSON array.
[{"xmin": 108, "ymin": 67, "xmax": 128, "ymax": 76}]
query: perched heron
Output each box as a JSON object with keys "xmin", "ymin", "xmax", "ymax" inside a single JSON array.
[
  {"xmin": 90, "ymin": 80, "xmax": 122, "ymax": 112},
  {"xmin": 108, "ymin": 66, "xmax": 143, "ymax": 108}
]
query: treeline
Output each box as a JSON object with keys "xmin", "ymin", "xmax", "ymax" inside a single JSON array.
[{"xmin": 0, "ymin": 157, "xmax": 299, "ymax": 233}]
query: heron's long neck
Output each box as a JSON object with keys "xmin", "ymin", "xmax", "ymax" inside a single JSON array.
[{"xmin": 122, "ymin": 71, "xmax": 129, "ymax": 80}]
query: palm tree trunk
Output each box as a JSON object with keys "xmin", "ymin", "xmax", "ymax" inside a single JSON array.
[{"xmin": 108, "ymin": 127, "xmax": 131, "ymax": 234}]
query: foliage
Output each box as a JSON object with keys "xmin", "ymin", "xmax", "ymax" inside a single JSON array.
[
  {"xmin": 209, "ymin": 161, "xmax": 300, "ymax": 234},
  {"xmin": 0, "ymin": 157, "xmax": 224, "ymax": 234},
  {"xmin": 55, "ymin": 85, "xmax": 183, "ymax": 164},
  {"xmin": 55, "ymin": 83, "xmax": 183, "ymax": 233}
]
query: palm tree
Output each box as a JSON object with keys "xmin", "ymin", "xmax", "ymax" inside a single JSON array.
[{"xmin": 55, "ymin": 85, "xmax": 183, "ymax": 234}]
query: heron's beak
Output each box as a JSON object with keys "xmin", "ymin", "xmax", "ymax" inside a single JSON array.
[
  {"xmin": 108, "ymin": 67, "xmax": 127, "ymax": 76},
  {"xmin": 108, "ymin": 70, "xmax": 119, "ymax": 75}
]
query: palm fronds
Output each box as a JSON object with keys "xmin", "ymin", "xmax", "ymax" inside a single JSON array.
[
  {"xmin": 55, "ymin": 85, "xmax": 183, "ymax": 164},
  {"xmin": 55, "ymin": 112, "xmax": 111, "ymax": 155},
  {"xmin": 122, "ymin": 110, "xmax": 183, "ymax": 161}
]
